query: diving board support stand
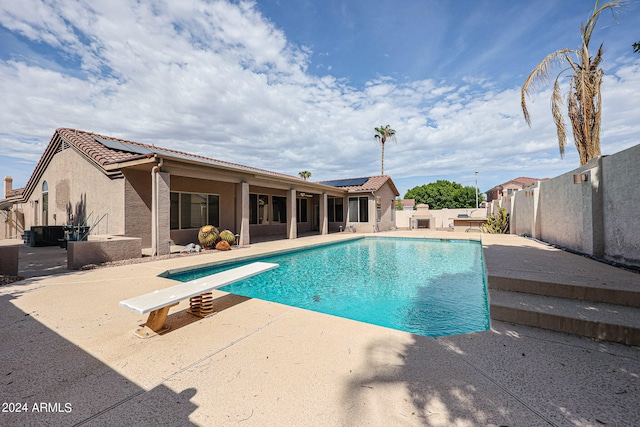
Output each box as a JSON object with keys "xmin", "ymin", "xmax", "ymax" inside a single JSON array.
[
  {"xmin": 119, "ymin": 262, "xmax": 279, "ymax": 338},
  {"xmin": 135, "ymin": 302, "xmax": 179, "ymax": 338}
]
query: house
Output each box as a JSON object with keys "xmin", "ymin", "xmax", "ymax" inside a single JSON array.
[
  {"xmin": 485, "ymin": 177, "xmax": 547, "ymax": 202},
  {"xmin": 1, "ymin": 128, "xmax": 399, "ymax": 255}
]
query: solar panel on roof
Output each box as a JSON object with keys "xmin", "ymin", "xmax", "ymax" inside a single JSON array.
[
  {"xmin": 94, "ymin": 137, "xmax": 153, "ymax": 155},
  {"xmin": 94, "ymin": 136, "xmax": 285, "ymax": 176},
  {"xmin": 320, "ymin": 177, "xmax": 369, "ymax": 187}
]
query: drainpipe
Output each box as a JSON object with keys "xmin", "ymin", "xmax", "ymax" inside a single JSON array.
[
  {"xmin": 151, "ymin": 157, "xmax": 163, "ymax": 256},
  {"xmin": 370, "ymin": 191, "xmax": 378, "ymax": 233}
]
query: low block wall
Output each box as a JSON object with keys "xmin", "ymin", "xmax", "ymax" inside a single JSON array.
[
  {"xmin": 67, "ymin": 236, "xmax": 142, "ymax": 270},
  {"xmin": 489, "ymin": 142, "xmax": 640, "ymax": 268},
  {"xmin": 0, "ymin": 245, "xmax": 20, "ymax": 276}
]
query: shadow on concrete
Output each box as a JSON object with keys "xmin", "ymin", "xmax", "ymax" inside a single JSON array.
[
  {"xmin": 0, "ymin": 289, "xmax": 199, "ymax": 426},
  {"xmin": 157, "ymin": 294, "xmax": 252, "ymax": 336}
]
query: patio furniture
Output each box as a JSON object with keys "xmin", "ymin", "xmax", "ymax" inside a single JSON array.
[{"xmin": 119, "ymin": 261, "xmax": 279, "ymax": 338}]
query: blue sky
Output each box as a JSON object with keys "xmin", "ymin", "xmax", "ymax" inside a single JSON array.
[{"xmin": 1, "ymin": 0, "xmax": 639, "ymax": 198}]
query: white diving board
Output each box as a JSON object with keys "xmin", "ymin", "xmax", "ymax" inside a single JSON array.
[{"xmin": 119, "ymin": 261, "xmax": 278, "ymax": 337}]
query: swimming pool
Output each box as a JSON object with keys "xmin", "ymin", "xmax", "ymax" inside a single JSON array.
[{"xmin": 169, "ymin": 237, "xmax": 490, "ymax": 337}]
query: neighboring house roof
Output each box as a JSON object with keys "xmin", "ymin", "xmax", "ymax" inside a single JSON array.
[
  {"xmin": 486, "ymin": 176, "xmax": 547, "ymax": 193},
  {"xmin": 400, "ymin": 199, "xmax": 415, "ymax": 207},
  {"xmin": 319, "ymin": 175, "xmax": 399, "ymax": 196},
  {"xmin": 5, "ymin": 187, "xmax": 23, "ymax": 198}
]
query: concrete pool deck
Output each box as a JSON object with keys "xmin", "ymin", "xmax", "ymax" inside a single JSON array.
[{"xmin": 1, "ymin": 231, "xmax": 639, "ymax": 426}]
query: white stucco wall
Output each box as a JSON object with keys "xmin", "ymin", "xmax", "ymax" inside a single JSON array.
[
  {"xmin": 602, "ymin": 144, "xmax": 640, "ymax": 266},
  {"xmin": 505, "ymin": 142, "xmax": 640, "ymax": 267},
  {"xmin": 395, "ymin": 208, "xmax": 486, "ymax": 230}
]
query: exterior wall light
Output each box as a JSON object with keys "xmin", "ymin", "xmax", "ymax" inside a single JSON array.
[{"xmin": 573, "ymin": 173, "xmax": 588, "ymax": 184}]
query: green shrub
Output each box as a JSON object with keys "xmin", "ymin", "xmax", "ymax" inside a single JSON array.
[{"xmin": 482, "ymin": 208, "xmax": 510, "ymax": 234}]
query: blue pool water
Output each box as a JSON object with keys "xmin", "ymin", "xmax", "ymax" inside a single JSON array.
[{"xmin": 169, "ymin": 237, "xmax": 490, "ymax": 337}]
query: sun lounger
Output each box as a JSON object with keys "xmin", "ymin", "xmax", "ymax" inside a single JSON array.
[{"xmin": 119, "ymin": 261, "xmax": 278, "ymax": 337}]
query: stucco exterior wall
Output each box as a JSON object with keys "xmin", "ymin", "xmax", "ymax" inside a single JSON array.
[
  {"xmin": 537, "ymin": 168, "xmax": 587, "ymax": 251},
  {"xmin": 396, "ymin": 208, "xmax": 486, "ymax": 230},
  {"xmin": 67, "ymin": 236, "xmax": 142, "ymax": 270},
  {"xmin": 602, "ymin": 144, "xmax": 640, "ymax": 266},
  {"xmin": 505, "ymin": 142, "xmax": 640, "ymax": 267},
  {"xmin": 375, "ymin": 182, "xmax": 397, "ymax": 232},
  {"xmin": 24, "ymin": 147, "xmax": 125, "ymax": 234},
  {"xmin": 511, "ymin": 185, "xmax": 539, "ymax": 237}
]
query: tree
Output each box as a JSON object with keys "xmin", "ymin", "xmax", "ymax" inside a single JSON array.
[
  {"xmin": 521, "ymin": 0, "xmax": 623, "ymax": 166},
  {"xmin": 298, "ymin": 171, "xmax": 311, "ymax": 181},
  {"xmin": 404, "ymin": 180, "xmax": 485, "ymax": 209},
  {"xmin": 373, "ymin": 125, "xmax": 397, "ymax": 175}
]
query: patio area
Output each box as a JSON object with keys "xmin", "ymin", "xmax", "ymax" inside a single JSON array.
[{"xmin": 1, "ymin": 231, "xmax": 639, "ymax": 426}]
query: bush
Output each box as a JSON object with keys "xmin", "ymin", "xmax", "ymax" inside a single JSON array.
[{"xmin": 482, "ymin": 208, "xmax": 510, "ymax": 234}]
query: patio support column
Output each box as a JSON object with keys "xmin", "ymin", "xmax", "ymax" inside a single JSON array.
[
  {"xmin": 319, "ymin": 193, "xmax": 328, "ymax": 235},
  {"xmin": 151, "ymin": 167, "xmax": 170, "ymax": 256},
  {"xmin": 236, "ymin": 182, "xmax": 250, "ymax": 245},
  {"xmin": 287, "ymin": 189, "xmax": 297, "ymax": 239}
]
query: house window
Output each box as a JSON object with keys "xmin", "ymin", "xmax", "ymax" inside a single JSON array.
[
  {"xmin": 272, "ymin": 196, "xmax": 287, "ymax": 224},
  {"xmin": 376, "ymin": 196, "xmax": 382, "ymax": 223},
  {"xmin": 42, "ymin": 181, "xmax": 49, "ymax": 226},
  {"xmin": 297, "ymin": 198, "xmax": 308, "ymax": 223},
  {"xmin": 348, "ymin": 196, "xmax": 369, "ymax": 222},
  {"xmin": 170, "ymin": 192, "xmax": 220, "ymax": 230},
  {"xmin": 250, "ymin": 194, "xmax": 270, "ymax": 225},
  {"xmin": 328, "ymin": 197, "xmax": 344, "ymax": 222}
]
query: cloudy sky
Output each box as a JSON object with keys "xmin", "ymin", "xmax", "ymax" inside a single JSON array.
[{"xmin": 1, "ymin": 0, "xmax": 639, "ymax": 197}]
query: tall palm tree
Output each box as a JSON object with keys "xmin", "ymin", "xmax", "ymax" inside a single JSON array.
[
  {"xmin": 374, "ymin": 125, "xmax": 397, "ymax": 175},
  {"xmin": 298, "ymin": 171, "xmax": 311, "ymax": 181},
  {"xmin": 521, "ymin": 0, "xmax": 622, "ymax": 166}
]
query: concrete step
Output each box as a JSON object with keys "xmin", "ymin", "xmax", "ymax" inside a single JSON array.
[
  {"xmin": 489, "ymin": 289, "xmax": 640, "ymax": 346},
  {"xmin": 488, "ymin": 275, "xmax": 640, "ymax": 308}
]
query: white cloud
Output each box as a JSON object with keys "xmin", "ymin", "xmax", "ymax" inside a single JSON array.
[{"xmin": 0, "ymin": 0, "xmax": 638, "ymax": 198}]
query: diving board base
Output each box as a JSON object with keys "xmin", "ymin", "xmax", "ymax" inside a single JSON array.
[{"xmin": 133, "ymin": 302, "xmax": 178, "ymax": 338}]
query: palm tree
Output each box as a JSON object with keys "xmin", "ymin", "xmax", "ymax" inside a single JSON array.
[
  {"xmin": 374, "ymin": 125, "xmax": 397, "ymax": 175},
  {"xmin": 521, "ymin": 0, "xmax": 622, "ymax": 166},
  {"xmin": 298, "ymin": 171, "xmax": 311, "ymax": 181}
]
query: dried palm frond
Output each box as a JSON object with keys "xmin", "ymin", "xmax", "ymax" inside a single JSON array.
[{"xmin": 520, "ymin": 0, "xmax": 623, "ymax": 166}]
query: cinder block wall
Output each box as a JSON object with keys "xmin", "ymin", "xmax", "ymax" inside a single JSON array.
[
  {"xmin": 602, "ymin": 144, "xmax": 640, "ymax": 266},
  {"xmin": 503, "ymin": 143, "xmax": 640, "ymax": 268}
]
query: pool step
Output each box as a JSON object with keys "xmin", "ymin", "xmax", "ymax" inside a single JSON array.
[
  {"xmin": 488, "ymin": 275, "xmax": 640, "ymax": 308},
  {"xmin": 489, "ymin": 289, "xmax": 640, "ymax": 346}
]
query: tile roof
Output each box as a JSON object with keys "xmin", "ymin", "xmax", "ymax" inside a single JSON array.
[
  {"xmin": 56, "ymin": 128, "xmax": 300, "ymax": 180},
  {"xmin": 488, "ymin": 176, "xmax": 548, "ymax": 191},
  {"xmin": 319, "ymin": 175, "xmax": 399, "ymax": 195}
]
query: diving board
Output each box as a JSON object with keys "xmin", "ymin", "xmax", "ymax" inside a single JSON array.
[{"xmin": 119, "ymin": 261, "xmax": 278, "ymax": 337}]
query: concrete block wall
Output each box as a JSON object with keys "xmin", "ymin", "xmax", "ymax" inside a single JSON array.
[
  {"xmin": 602, "ymin": 144, "xmax": 640, "ymax": 266},
  {"xmin": 0, "ymin": 245, "xmax": 19, "ymax": 276},
  {"xmin": 67, "ymin": 236, "xmax": 142, "ymax": 270},
  {"xmin": 492, "ymin": 143, "xmax": 640, "ymax": 268}
]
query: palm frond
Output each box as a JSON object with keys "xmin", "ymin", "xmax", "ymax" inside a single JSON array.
[
  {"xmin": 551, "ymin": 77, "xmax": 567, "ymax": 157},
  {"xmin": 521, "ymin": 49, "xmax": 573, "ymax": 126},
  {"xmin": 583, "ymin": 1, "xmax": 623, "ymax": 48}
]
